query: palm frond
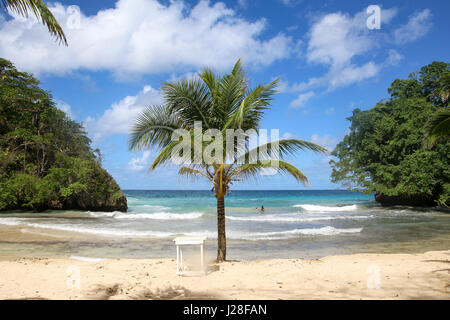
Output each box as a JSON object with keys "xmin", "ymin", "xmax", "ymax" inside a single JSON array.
[
  {"xmin": 3, "ymin": 0, "xmax": 67, "ymax": 45},
  {"xmin": 198, "ymin": 68, "xmax": 217, "ymax": 95},
  {"xmin": 150, "ymin": 138, "xmax": 185, "ymax": 170},
  {"xmin": 129, "ymin": 105, "xmax": 184, "ymax": 151},
  {"xmin": 424, "ymin": 108, "xmax": 450, "ymax": 147},
  {"xmin": 179, "ymin": 166, "xmax": 212, "ymax": 182},
  {"xmin": 241, "ymin": 139, "xmax": 328, "ymax": 163},
  {"xmin": 215, "ymin": 67, "xmax": 247, "ymax": 126},
  {"xmin": 230, "ymin": 160, "xmax": 309, "ymax": 185},
  {"xmin": 225, "ymin": 78, "xmax": 279, "ymax": 130},
  {"xmin": 432, "ymin": 71, "xmax": 450, "ymax": 104},
  {"xmin": 162, "ymin": 78, "xmax": 212, "ymax": 128}
]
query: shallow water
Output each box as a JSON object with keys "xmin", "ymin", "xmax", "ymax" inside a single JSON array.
[{"xmin": 0, "ymin": 190, "xmax": 448, "ymax": 260}]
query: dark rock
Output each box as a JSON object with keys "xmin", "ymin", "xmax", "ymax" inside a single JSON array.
[{"xmin": 375, "ymin": 193, "xmax": 437, "ymax": 207}]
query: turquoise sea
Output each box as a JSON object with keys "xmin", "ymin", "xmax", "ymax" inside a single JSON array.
[{"xmin": 0, "ymin": 190, "xmax": 449, "ymax": 260}]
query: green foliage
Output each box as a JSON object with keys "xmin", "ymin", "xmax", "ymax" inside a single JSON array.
[
  {"xmin": 424, "ymin": 71, "xmax": 450, "ymax": 146},
  {"xmin": 1, "ymin": 0, "xmax": 67, "ymax": 45},
  {"xmin": 330, "ymin": 61, "xmax": 450, "ymax": 206},
  {"xmin": 0, "ymin": 58, "xmax": 126, "ymax": 211}
]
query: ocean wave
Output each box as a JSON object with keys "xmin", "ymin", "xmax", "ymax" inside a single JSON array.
[
  {"xmin": 137, "ymin": 205, "xmax": 171, "ymax": 210},
  {"xmin": 0, "ymin": 218, "xmax": 174, "ymax": 237},
  {"xmin": 0, "ymin": 217, "xmax": 23, "ymax": 226},
  {"xmin": 226, "ymin": 214, "xmax": 371, "ymax": 222},
  {"xmin": 87, "ymin": 211, "xmax": 123, "ymax": 218},
  {"xmin": 293, "ymin": 204, "xmax": 358, "ymax": 212},
  {"xmin": 168, "ymin": 227, "xmax": 363, "ymax": 240},
  {"xmin": 0, "ymin": 219, "xmax": 362, "ymax": 240},
  {"xmin": 240, "ymin": 226, "xmax": 363, "ymax": 240},
  {"xmin": 115, "ymin": 212, "xmax": 203, "ymax": 220}
]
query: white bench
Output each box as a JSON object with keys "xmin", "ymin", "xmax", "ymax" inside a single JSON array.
[{"xmin": 173, "ymin": 236, "xmax": 207, "ymax": 276}]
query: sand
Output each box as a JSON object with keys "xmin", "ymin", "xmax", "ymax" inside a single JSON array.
[{"xmin": 0, "ymin": 250, "xmax": 448, "ymax": 300}]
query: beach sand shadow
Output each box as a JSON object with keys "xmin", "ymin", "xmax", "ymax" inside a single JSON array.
[
  {"xmin": 133, "ymin": 285, "xmax": 220, "ymax": 300},
  {"xmin": 86, "ymin": 283, "xmax": 220, "ymax": 300}
]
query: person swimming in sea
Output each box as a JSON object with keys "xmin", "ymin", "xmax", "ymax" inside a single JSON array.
[{"xmin": 258, "ymin": 205, "xmax": 264, "ymax": 213}]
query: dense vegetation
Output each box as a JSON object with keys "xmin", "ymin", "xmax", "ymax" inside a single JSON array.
[
  {"xmin": 330, "ymin": 62, "xmax": 450, "ymax": 207},
  {"xmin": 0, "ymin": 58, "xmax": 127, "ymax": 212}
]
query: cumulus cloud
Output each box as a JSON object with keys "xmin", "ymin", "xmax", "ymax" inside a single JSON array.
[
  {"xmin": 303, "ymin": 10, "xmax": 385, "ymax": 91},
  {"xmin": 84, "ymin": 85, "xmax": 162, "ymax": 141},
  {"xmin": 289, "ymin": 91, "xmax": 315, "ymax": 108},
  {"xmin": 128, "ymin": 151, "xmax": 151, "ymax": 171},
  {"xmin": 282, "ymin": 7, "xmax": 404, "ymax": 94},
  {"xmin": 0, "ymin": 0, "xmax": 292, "ymax": 77},
  {"xmin": 310, "ymin": 134, "xmax": 338, "ymax": 151},
  {"xmin": 393, "ymin": 9, "xmax": 432, "ymax": 44},
  {"xmin": 385, "ymin": 49, "xmax": 404, "ymax": 66}
]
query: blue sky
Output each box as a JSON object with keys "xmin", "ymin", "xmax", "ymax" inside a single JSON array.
[{"xmin": 1, "ymin": 0, "xmax": 449, "ymax": 190}]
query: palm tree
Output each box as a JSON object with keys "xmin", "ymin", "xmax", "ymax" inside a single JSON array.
[
  {"xmin": 424, "ymin": 72, "xmax": 450, "ymax": 147},
  {"xmin": 129, "ymin": 60, "xmax": 327, "ymax": 262},
  {"xmin": 2, "ymin": 0, "xmax": 67, "ymax": 45}
]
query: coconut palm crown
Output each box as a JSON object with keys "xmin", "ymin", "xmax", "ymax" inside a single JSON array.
[
  {"xmin": 129, "ymin": 60, "xmax": 327, "ymax": 262},
  {"xmin": 2, "ymin": 0, "xmax": 67, "ymax": 45}
]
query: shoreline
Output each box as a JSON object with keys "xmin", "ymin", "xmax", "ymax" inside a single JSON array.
[{"xmin": 0, "ymin": 250, "xmax": 448, "ymax": 300}]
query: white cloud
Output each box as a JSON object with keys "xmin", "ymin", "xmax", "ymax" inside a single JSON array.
[
  {"xmin": 304, "ymin": 11, "xmax": 384, "ymax": 91},
  {"xmin": 327, "ymin": 62, "xmax": 380, "ymax": 89},
  {"xmin": 84, "ymin": 85, "xmax": 162, "ymax": 141},
  {"xmin": 385, "ymin": 49, "xmax": 404, "ymax": 66},
  {"xmin": 310, "ymin": 134, "xmax": 338, "ymax": 151},
  {"xmin": 307, "ymin": 12, "xmax": 372, "ymax": 67},
  {"xmin": 289, "ymin": 91, "xmax": 315, "ymax": 108},
  {"xmin": 393, "ymin": 9, "xmax": 432, "ymax": 44},
  {"xmin": 128, "ymin": 151, "xmax": 151, "ymax": 171},
  {"xmin": 282, "ymin": 7, "xmax": 401, "ymax": 93},
  {"xmin": 56, "ymin": 100, "xmax": 73, "ymax": 118},
  {"xmin": 0, "ymin": 0, "xmax": 292, "ymax": 77}
]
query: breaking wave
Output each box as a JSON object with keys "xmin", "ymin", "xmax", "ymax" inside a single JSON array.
[
  {"xmin": 114, "ymin": 212, "xmax": 204, "ymax": 220},
  {"xmin": 293, "ymin": 204, "xmax": 358, "ymax": 212},
  {"xmin": 226, "ymin": 214, "xmax": 371, "ymax": 222},
  {"xmin": 0, "ymin": 218, "xmax": 362, "ymax": 240}
]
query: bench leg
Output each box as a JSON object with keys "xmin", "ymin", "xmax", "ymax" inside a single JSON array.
[
  {"xmin": 200, "ymin": 243, "xmax": 205, "ymax": 274},
  {"xmin": 176, "ymin": 245, "xmax": 180, "ymax": 274}
]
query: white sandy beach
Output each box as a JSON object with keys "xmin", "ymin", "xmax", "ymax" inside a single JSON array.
[{"xmin": 0, "ymin": 250, "xmax": 448, "ymax": 300}]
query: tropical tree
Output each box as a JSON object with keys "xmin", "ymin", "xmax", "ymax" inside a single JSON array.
[
  {"xmin": 424, "ymin": 71, "xmax": 450, "ymax": 146},
  {"xmin": 0, "ymin": 58, "xmax": 126, "ymax": 212},
  {"xmin": 1, "ymin": 0, "xmax": 67, "ymax": 45},
  {"xmin": 129, "ymin": 60, "xmax": 327, "ymax": 262},
  {"xmin": 330, "ymin": 62, "xmax": 450, "ymax": 207}
]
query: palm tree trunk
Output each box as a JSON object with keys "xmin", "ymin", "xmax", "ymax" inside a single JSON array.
[{"xmin": 216, "ymin": 195, "xmax": 226, "ymax": 262}]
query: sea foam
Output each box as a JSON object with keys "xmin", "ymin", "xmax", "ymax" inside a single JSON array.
[
  {"xmin": 293, "ymin": 204, "xmax": 358, "ymax": 212},
  {"xmin": 114, "ymin": 211, "xmax": 203, "ymax": 220},
  {"xmin": 226, "ymin": 214, "xmax": 371, "ymax": 222}
]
